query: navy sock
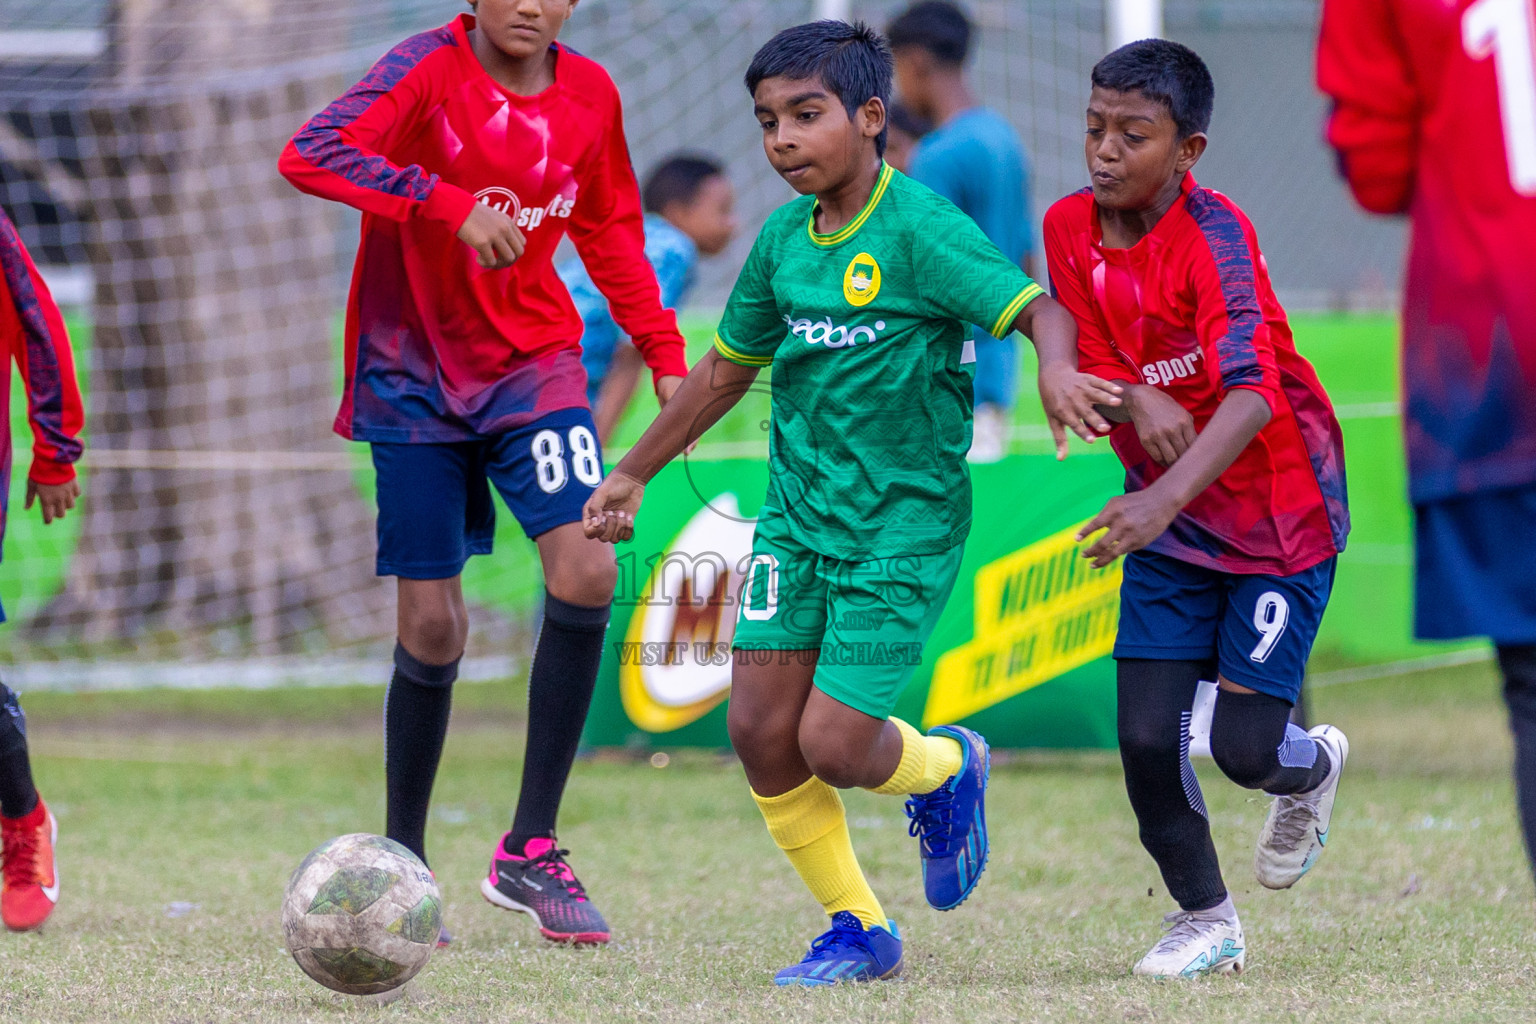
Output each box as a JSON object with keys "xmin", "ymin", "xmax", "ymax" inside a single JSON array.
[
  {"xmin": 1117, "ymin": 659, "xmax": 1228, "ymax": 912},
  {"xmin": 1499, "ymin": 645, "xmax": 1536, "ymax": 875},
  {"xmin": 384, "ymin": 643, "xmax": 459, "ymax": 866},
  {"xmin": 506, "ymin": 592, "xmax": 610, "ymax": 854},
  {"xmin": 0, "ymin": 683, "xmax": 38, "ymax": 820},
  {"xmin": 1209, "ymin": 689, "xmax": 1331, "ymax": 795}
]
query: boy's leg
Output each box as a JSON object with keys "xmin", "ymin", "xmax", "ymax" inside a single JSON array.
[
  {"xmin": 479, "ymin": 409, "xmax": 614, "ymax": 943},
  {"xmin": 1111, "ymin": 551, "xmax": 1243, "ymax": 977},
  {"xmin": 808, "ymin": 543, "xmax": 984, "ymax": 911},
  {"xmin": 728, "ymin": 654, "xmax": 888, "ymax": 932},
  {"xmin": 0, "ymin": 683, "xmax": 37, "ymax": 819},
  {"xmin": 386, "ymin": 578, "xmax": 467, "ymax": 866},
  {"xmin": 1, "ymin": 682, "xmax": 58, "ymax": 932},
  {"xmin": 1207, "ymin": 685, "xmax": 1331, "ymax": 796},
  {"xmin": 1498, "ymin": 645, "xmax": 1536, "ymax": 873},
  {"xmin": 508, "ymin": 522, "xmax": 614, "ymax": 850},
  {"xmin": 729, "ymin": 523, "xmax": 902, "ymax": 985},
  {"xmin": 1213, "ymin": 559, "xmax": 1348, "ymax": 891},
  {"xmin": 370, "ymin": 441, "xmax": 488, "ymax": 877},
  {"xmin": 1116, "ymin": 659, "xmax": 1226, "ymax": 911}
]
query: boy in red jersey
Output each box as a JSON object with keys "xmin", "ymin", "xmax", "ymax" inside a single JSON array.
[
  {"xmin": 280, "ymin": 0, "xmax": 688, "ymax": 945},
  {"xmin": 1318, "ymin": 0, "xmax": 1536, "ymax": 884},
  {"xmin": 1045, "ymin": 40, "xmax": 1352, "ymax": 978},
  {"xmin": 0, "ymin": 208, "xmax": 84, "ymax": 933}
]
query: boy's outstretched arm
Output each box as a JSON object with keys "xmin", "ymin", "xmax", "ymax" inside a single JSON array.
[
  {"xmin": 583, "ymin": 349, "xmax": 759, "ymax": 543},
  {"xmin": 1011, "ymin": 295, "xmax": 1123, "ymax": 460},
  {"xmin": 1076, "ymin": 389, "xmax": 1271, "ymax": 567}
]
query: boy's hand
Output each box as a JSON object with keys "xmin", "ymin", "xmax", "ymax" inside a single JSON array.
[
  {"xmin": 582, "ymin": 470, "xmax": 644, "ymax": 544},
  {"xmin": 27, "ymin": 478, "xmax": 79, "ymax": 525},
  {"xmin": 456, "ymin": 203, "xmax": 526, "ymax": 269},
  {"xmin": 1124, "ymin": 384, "xmax": 1197, "ymax": 467},
  {"xmin": 1076, "ymin": 488, "xmax": 1180, "ymax": 569},
  {"xmin": 1038, "ymin": 362, "xmax": 1123, "ymax": 460},
  {"xmin": 655, "ymin": 375, "xmax": 684, "ymax": 408}
]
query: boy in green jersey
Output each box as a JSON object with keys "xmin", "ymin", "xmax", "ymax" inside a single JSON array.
[{"xmin": 583, "ymin": 21, "xmax": 1122, "ymax": 985}]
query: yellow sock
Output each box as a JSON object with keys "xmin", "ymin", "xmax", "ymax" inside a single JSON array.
[
  {"xmin": 869, "ymin": 718, "xmax": 963, "ymax": 796},
  {"xmin": 752, "ymin": 777, "xmax": 886, "ymax": 929}
]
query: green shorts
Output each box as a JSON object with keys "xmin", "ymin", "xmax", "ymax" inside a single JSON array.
[{"xmin": 731, "ymin": 513, "xmax": 965, "ymax": 719}]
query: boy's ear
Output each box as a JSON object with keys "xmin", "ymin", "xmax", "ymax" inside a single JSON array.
[
  {"xmin": 1175, "ymin": 132, "xmax": 1208, "ymax": 175},
  {"xmin": 859, "ymin": 96, "xmax": 888, "ymax": 144}
]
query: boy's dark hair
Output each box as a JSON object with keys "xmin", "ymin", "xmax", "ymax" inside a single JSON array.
[
  {"xmin": 744, "ymin": 20, "xmax": 893, "ymax": 157},
  {"xmin": 887, "ymin": 101, "xmax": 933, "ymax": 139},
  {"xmin": 1090, "ymin": 39, "xmax": 1214, "ymax": 139},
  {"xmin": 886, "ymin": 1, "xmax": 971, "ymax": 66},
  {"xmin": 641, "ymin": 155, "xmax": 726, "ymax": 215}
]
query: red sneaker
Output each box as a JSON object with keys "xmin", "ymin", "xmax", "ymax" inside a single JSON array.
[{"xmin": 2, "ymin": 798, "xmax": 58, "ymax": 932}]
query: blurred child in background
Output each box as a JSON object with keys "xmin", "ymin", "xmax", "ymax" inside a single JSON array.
[{"xmin": 559, "ymin": 154, "xmax": 736, "ymax": 444}]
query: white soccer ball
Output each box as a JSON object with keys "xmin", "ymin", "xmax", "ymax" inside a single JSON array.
[{"xmin": 282, "ymin": 833, "xmax": 442, "ymax": 996}]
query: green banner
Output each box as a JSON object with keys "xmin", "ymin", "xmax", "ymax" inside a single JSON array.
[{"xmin": 581, "ymin": 452, "xmax": 1128, "ymax": 750}]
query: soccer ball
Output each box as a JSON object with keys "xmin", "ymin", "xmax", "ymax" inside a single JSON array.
[{"xmin": 282, "ymin": 833, "xmax": 442, "ymax": 996}]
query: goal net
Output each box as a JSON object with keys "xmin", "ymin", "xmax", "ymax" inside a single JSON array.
[{"xmin": 0, "ymin": 1, "xmax": 1398, "ymax": 687}]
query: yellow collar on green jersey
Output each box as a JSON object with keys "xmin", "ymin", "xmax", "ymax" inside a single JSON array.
[{"xmin": 807, "ymin": 162, "xmax": 894, "ymax": 248}]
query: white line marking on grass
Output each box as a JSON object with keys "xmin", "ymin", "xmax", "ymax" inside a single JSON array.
[
  {"xmin": 4, "ymin": 655, "xmax": 518, "ymax": 692},
  {"xmin": 1307, "ymin": 647, "xmax": 1493, "ymax": 689}
]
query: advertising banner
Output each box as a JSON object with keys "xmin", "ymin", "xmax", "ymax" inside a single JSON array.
[{"xmin": 581, "ymin": 452, "xmax": 1129, "ymax": 750}]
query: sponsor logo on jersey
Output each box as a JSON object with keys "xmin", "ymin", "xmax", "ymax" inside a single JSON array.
[
  {"xmin": 843, "ymin": 251, "xmax": 882, "ymax": 307},
  {"xmin": 784, "ymin": 314, "xmax": 888, "ymax": 350},
  {"xmin": 474, "ymin": 186, "xmax": 576, "ymax": 231},
  {"xmin": 1141, "ymin": 350, "xmax": 1202, "ymax": 386}
]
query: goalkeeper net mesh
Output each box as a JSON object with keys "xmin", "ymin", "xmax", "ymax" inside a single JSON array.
[{"xmin": 0, "ymin": 0, "xmax": 1400, "ymax": 686}]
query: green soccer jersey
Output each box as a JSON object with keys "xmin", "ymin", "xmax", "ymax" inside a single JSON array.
[{"xmin": 714, "ymin": 163, "xmax": 1044, "ymax": 560}]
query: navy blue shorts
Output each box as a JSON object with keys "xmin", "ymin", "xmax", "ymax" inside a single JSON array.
[
  {"xmin": 1415, "ymin": 482, "xmax": 1536, "ymax": 644},
  {"xmin": 1113, "ymin": 549, "xmax": 1337, "ymax": 704},
  {"xmin": 370, "ymin": 407, "xmax": 604, "ymax": 580}
]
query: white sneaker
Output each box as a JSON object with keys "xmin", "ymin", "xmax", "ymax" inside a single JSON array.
[
  {"xmin": 1132, "ymin": 901, "xmax": 1246, "ymax": 978},
  {"xmin": 1256, "ymin": 724, "xmax": 1349, "ymax": 889},
  {"xmin": 967, "ymin": 404, "xmax": 1008, "ymax": 463}
]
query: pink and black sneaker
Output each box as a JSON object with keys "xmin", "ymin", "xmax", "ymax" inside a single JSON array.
[{"xmin": 479, "ymin": 834, "xmax": 609, "ymax": 944}]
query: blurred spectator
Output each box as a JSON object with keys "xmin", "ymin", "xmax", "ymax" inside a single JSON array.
[
  {"xmin": 885, "ymin": 101, "xmax": 934, "ymax": 173},
  {"xmin": 560, "ymin": 155, "xmax": 737, "ymax": 444},
  {"xmin": 889, "ymin": 0, "xmax": 1036, "ymax": 463}
]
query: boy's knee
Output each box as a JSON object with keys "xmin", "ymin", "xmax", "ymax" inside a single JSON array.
[
  {"xmin": 726, "ymin": 699, "xmax": 796, "ymax": 762},
  {"xmin": 548, "ymin": 550, "xmax": 618, "ymax": 607},
  {"xmin": 400, "ymin": 604, "xmax": 467, "ymax": 665},
  {"xmin": 799, "ymin": 731, "xmax": 870, "ymax": 789},
  {"xmin": 1117, "ymin": 720, "xmax": 1180, "ymax": 770},
  {"xmin": 1208, "ymin": 732, "xmax": 1275, "ymax": 790}
]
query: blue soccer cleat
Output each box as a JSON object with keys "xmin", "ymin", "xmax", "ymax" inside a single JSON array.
[
  {"xmin": 904, "ymin": 724, "xmax": 991, "ymax": 910},
  {"xmin": 773, "ymin": 911, "xmax": 903, "ymax": 986}
]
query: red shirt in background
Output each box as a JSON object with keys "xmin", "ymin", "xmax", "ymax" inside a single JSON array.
[
  {"xmin": 0, "ymin": 208, "xmax": 84, "ymax": 548},
  {"xmin": 1318, "ymin": 0, "xmax": 1536, "ymax": 502},
  {"xmin": 1045, "ymin": 175, "xmax": 1349, "ymax": 576},
  {"xmin": 280, "ymin": 14, "xmax": 688, "ymax": 443}
]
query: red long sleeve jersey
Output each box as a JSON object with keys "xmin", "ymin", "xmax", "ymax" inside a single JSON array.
[
  {"xmin": 1045, "ymin": 176, "xmax": 1350, "ymax": 576},
  {"xmin": 1318, "ymin": 0, "xmax": 1536, "ymax": 502},
  {"xmin": 0, "ymin": 209, "xmax": 83, "ymax": 550},
  {"xmin": 279, "ymin": 15, "xmax": 688, "ymax": 443}
]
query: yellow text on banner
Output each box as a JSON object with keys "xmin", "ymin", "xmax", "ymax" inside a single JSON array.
[{"xmin": 922, "ymin": 521, "xmax": 1123, "ymax": 728}]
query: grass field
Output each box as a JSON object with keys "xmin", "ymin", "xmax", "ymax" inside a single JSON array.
[{"xmin": 0, "ymin": 659, "xmax": 1531, "ymax": 1023}]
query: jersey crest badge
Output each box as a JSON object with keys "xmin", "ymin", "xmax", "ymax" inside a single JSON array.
[{"xmin": 843, "ymin": 252, "xmax": 881, "ymax": 307}]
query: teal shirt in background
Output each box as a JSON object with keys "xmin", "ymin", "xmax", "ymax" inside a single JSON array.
[
  {"xmin": 908, "ymin": 107, "xmax": 1034, "ymax": 268},
  {"xmin": 908, "ymin": 107, "xmax": 1034, "ymax": 408}
]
